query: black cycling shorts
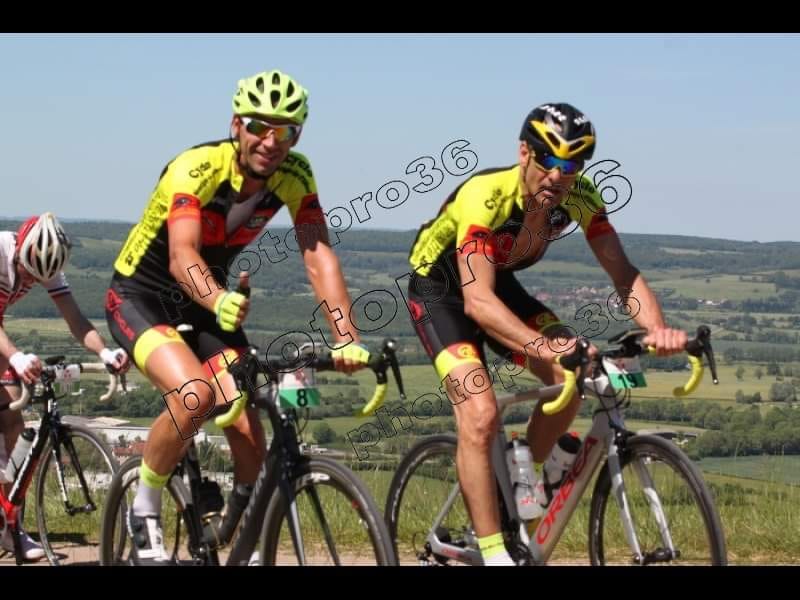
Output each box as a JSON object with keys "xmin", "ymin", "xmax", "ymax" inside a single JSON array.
[{"xmin": 407, "ymin": 271, "xmax": 563, "ymax": 379}]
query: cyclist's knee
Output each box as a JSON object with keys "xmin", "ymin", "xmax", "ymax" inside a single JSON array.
[
  {"xmin": 458, "ymin": 401, "xmax": 499, "ymax": 450},
  {"xmin": 164, "ymin": 378, "xmax": 217, "ymax": 425}
]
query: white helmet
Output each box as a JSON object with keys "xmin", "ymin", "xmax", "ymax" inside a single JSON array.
[{"xmin": 16, "ymin": 212, "xmax": 72, "ymax": 281}]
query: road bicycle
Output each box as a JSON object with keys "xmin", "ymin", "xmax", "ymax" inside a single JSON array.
[{"xmin": 385, "ymin": 326, "xmax": 727, "ymax": 566}]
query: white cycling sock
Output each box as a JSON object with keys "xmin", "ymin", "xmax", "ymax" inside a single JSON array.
[
  {"xmin": 478, "ymin": 532, "xmax": 516, "ymax": 566},
  {"xmin": 133, "ymin": 481, "xmax": 163, "ymax": 517},
  {"xmin": 483, "ymin": 551, "xmax": 516, "ymax": 566}
]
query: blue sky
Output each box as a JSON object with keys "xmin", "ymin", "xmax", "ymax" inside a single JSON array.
[{"xmin": 1, "ymin": 34, "xmax": 797, "ymax": 242}]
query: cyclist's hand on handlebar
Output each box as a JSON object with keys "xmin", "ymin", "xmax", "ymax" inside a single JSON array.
[
  {"xmin": 9, "ymin": 351, "xmax": 42, "ymax": 385},
  {"xmin": 100, "ymin": 347, "xmax": 131, "ymax": 374},
  {"xmin": 332, "ymin": 341, "xmax": 370, "ymax": 375},
  {"xmin": 542, "ymin": 336, "xmax": 598, "ymax": 367},
  {"xmin": 642, "ymin": 327, "xmax": 688, "ymax": 357}
]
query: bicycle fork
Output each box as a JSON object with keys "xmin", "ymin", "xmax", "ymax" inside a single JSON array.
[
  {"xmin": 607, "ymin": 436, "xmax": 678, "ymax": 565},
  {"xmin": 49, "ymin": 427, "xmax": 99, "ymax": 516}
]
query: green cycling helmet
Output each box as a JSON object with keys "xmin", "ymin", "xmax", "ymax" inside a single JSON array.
[{"xmin": 232, "ymin": 69, "xmax": 309, "ymax": 125}]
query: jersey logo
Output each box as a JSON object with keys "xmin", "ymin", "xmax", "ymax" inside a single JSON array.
[
  {"xmin": 105, "ymin": 288, "xmax": 123, "ymax": 312},
  {"xmin": 189, "ymin": 161, "xmax": 212, "ymax": 178},
  {"xmin": 456, "ymin": 344, "xmax": 478, "ymax": 359},
  {"xmin": 541, "ymin": 104, "xmax": 567, "ymax": 122}
]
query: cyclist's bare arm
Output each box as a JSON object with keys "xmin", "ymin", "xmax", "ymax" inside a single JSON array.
[
  {"xmin": 51, "ymin": 292, "xmax": 107, "ymax": 354},
  {"xmin": 51, "ymin": 293, "xmax": 131, "ymax": 371},
  {"xmin": 299, "ymin": 227, "xmax": 363, "ymax": 347},
  {"xmin": 589, "ymin": 231, "xmax": 686, "ymax": 354},
  {"xmin": 458, "ymin": 251, "xmax": 561, "ymax": 363},
  {"xmin": 0, "ymin": 325, "xmax": 41, "ymax": 384},
  {"xmin": 169, "ymin": 214, "xmax": 238, "ymax": 314}
]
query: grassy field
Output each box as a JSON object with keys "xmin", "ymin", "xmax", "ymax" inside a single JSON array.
[
  {"xmin": 636, "ymin": 363, "xmax": 786, "ymax": 404},
  {"xmin": 347, "ymin": 456, "xmax": 800, "ymax": 564},
  {"xmin": 651, "ymin": 274, "xmax": 777, "ymax": 301},
  {"xmin": 697, "ymin": 455, "xmax": 800, "ymax": 486}
]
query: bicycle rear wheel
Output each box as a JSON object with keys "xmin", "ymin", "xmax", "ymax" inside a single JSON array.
[
  {"xmin": 259, "ymin": 456, "xmax": 396, "ymax": 565},
  {"xmin": 99, "ymin": 456, "xmax": 196, "ymax": 565},
  {"xmin": 384, "ymin": 434, "xmax": 478, "ymax": 566},
  {"xmin": 588, "ymin": 434, "xmax": 727, "ymax": 566},
  {"xmin": 34, "ymin": 425, "xmax": 119, "ymax": 565}
]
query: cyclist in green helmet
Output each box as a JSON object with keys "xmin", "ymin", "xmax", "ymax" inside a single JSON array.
[{"xmin": 107, "ymin": 69, "xmax": 370, "ymax": 564}]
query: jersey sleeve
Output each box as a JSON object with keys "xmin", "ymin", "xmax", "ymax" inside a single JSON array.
[
  {"xmin": 279, "ymin": 152, "xmax": 325, "ymax": 228},
  {"xmin": 160, "ymin": 149, "xmax": 223, "ymax": 227},
  {"xmin": 563, "ymin": 174, "xmax": 616, "ymax": 241},
  {"xmin": 42, "ymin": 272, "xmax": 71, "ymax": 299},
  {"xmin": 452, "ymin": 176, "xmax": 507, "ymax": 260}
]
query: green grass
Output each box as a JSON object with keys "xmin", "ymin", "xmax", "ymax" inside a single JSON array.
[
  {"xmin": 636, "ymin": 363, "xmax": 777, "ymax": 404},
  {"xmin": 698, "ymin": 456, "xmax": 800, "ymax": 486},
  {"xmin": 651, "ymin": 274, "xmax": 776, "ymax": 302},
  {"xmin": 349, "ymin": 448, "xmax": 800, "ymax": 564},
  {"xmin": 660, "ymin": 246, "xmax": 743, "ymax": 256},
  {"xmin": 533, "ymin": 259, "xmax": 606, "ymax": 277},
  {"xmin": 3, "ymin": 318, "xmax": 82, "ymax": 334}
]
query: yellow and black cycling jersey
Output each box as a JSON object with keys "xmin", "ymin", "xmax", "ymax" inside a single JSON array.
[
  {"xmin": 114, "ymin": 139, "xmax": 325, "ymax": 292},
  {"xmin": 408, "ymin": 164, "xmax": 615, "ymax": 284}
]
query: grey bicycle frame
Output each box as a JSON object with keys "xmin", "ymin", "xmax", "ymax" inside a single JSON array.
[{"xmin": 424, "ymin": 373, "xmax": 677, "ymax": 566}]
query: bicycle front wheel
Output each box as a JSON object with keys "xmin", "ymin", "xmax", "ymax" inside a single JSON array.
[
  {"xmin": 259, "ymin": 456, "xmax": 396, "ymax": 565},
  {"xmin": 34, "ymin": 424, "xmax": 119, "ymax": 566},
  {"xmin": 588, "ymin": 434, "xmax": 727, "ymax": 566}
]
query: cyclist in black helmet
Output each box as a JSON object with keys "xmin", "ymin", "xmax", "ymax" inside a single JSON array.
[{"xmin": 407, "ymin": 103, "xmax": 686, "ymax": 565}]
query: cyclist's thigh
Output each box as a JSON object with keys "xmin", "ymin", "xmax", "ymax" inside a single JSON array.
[
  {"xmin": 488, "ymin": 273, "xmax": 569, "ymax": 385},
  {"xmin": 104, "ymin": 277, "xmax": 208, "ymax": 393},
  {"xmin": 191, "ymin": 318, "xmax": 262, "ymax": 438},
  {"xmin": 407, "ymin": 285, "xmax": 497, "ymax": 423}
]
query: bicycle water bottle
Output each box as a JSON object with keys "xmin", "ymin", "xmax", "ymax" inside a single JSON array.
[
  {"xmin": 543, "ymin": 431, "xmax": 581, "ymax": 504},
  {"xmin": 4, "ymin": 428, "xmax": 36, "ymax": 483},
  {"xmin": 505, "ymin": 432, "xmax": 542, "ymax": 521}
]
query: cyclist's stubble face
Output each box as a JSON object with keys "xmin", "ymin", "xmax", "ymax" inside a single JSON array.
[
  {"xmin": 518, "ymin": 142, "xmax": 577, "ymax": 211},
  {"xmin": 232, "ymin": 115, "xmax": 299, "ymax": 179}
]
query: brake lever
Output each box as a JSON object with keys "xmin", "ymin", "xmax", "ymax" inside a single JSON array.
[
  {"xmin": 693, "ymin": 325, "xmax": 719, "ymax": 385},
  {"xmin": 383, "ymin": 339, "xmax": 406, "ymax": 400}
]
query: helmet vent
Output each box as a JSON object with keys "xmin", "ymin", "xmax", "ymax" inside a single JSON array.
[
  {"xmin": 569, "ymin": 140, "xmax": 586, "ymax": 152},
  {"xmin": 248, "ymin": 92, "xmax": 261, "ymax": 108},
  {"xmin": 287, "ymin": 81, "xmax": 295, "ymax": 96},
  {"xmin": 546, "ymin": 132, "xmax": 561, "ymax": 148},
  {"xmin": 272, "ymin": 72, "xmax": 281, "ymax": 85},
  {"xmin": 271, "ymin": 90, "xmax": 281, "ymax": 108},
  {"xmin": 286, "ymin": 99, "xmax": 302, "ymax": 113},
  {"xmin": 255, "ymin": 76, "xmax": 265, "ymax": 93}
]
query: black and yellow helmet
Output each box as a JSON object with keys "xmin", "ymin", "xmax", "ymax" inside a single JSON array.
[{"xmin": 519, "ymin": 103, "xmax": 595, "ymax": 160}]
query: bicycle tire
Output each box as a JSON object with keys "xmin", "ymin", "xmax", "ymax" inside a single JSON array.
[
  {"xmin": 99, "ymin": 455, "xmax": 195, "ymax": 566},
  {"xmin": 588, "ymin": 434, "xmax": 727, "ymax": 566},
  {"xmin": 384, "ymin": 434, "xmax": 479, "ymax": 566},
  {"xmin": 259, "ymin": 456, "xmax": 397, "ymax": 566},
  {"xmin": 34, "ymin": 424, "xmax": 119, "ymax": 566}
]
